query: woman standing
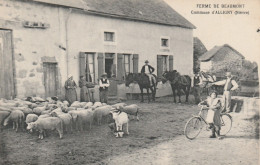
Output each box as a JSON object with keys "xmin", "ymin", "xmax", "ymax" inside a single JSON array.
[
  {"xmin": 199, "ymin": 91, "xmax": 223, "ymax": 139},
  {"xmin": 79, "ymin": 75, "xmax": 90, "ymax": 102},
  {"xmin": 65, "ymin": 75, "xmax": 77, "ymax": 105}
]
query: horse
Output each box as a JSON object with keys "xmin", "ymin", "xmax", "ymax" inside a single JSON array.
[
  {"xmin": 162, "ymin": 70, "xmax": 191, "ymax": 103},
  {"xmin": 125, "ymin": 73, "xmax": 157, "ymax": 103}
]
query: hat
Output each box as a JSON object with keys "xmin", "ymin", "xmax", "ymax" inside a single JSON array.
[
  {"xmin": 145, "ymin": 60, "xmax": 149, "ymax": 63},
  {"xmin": 101, "ymin": 73, "xmax": 107, "ymax": 77},
  {"xmin": 68, "ymin": 74, "xmax": 73, "ymax": 78},
  {"xmin": 225, "ymin": 72, "xmax": 232, "ymax": 77}
]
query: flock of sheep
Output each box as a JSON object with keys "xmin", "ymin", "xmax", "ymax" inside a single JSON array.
[{"xmin": 0, "ymin": 97, "xmax": 140, "ymax": 139}]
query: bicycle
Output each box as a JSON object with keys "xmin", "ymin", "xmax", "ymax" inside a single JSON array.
[{"xmin": 184, "ymin": 105, "xmax": 232, "ymax": 140}]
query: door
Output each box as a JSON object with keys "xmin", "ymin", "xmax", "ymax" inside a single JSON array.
[
  {"xmin": 105, "ymin": 53, "xmax": 117, "ymax": 96},
  {"xmin": 0, "ymin": 30, "xmax": 15, "ymax": 99},
  {"xmin": 43, "ymin": 63, "xmax": 58, "ymax": 98}
]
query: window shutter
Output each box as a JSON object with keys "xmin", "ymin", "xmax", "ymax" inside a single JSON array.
[
  {"xmin": 117, "ymin": 53, "xmax": 123, "ymax": 80},
  {"xmin": 169, "ymin": 55, "xmax": 174, "ymax": 71},
  {"xmin": 157, "ymin": 55, "xmax": 163, "ymax": 77},
  {"xmin": 133, "ymin": 54, "xmax": 139, "ymax": 73},
  {"xmin": 97, "ymin": 53, "xmax": 104, "ymax": 78},
  {"xmin": 79, "ymin": 52, "xmax": 86, "ymax": 78}
]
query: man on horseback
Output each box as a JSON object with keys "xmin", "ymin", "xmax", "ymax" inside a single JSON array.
[{"xmin": 141, "ymin": 60, "xmax": 156, "ymax": 86}]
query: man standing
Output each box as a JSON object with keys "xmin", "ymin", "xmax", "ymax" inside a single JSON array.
[
  {"xmin": 141, "ymin": 60, "xmax": 156, "ymax": 86},
  {"xmin": 193, "ymin": 72, "xmax": 203, "ymax": 104},
  {"xmin": 213, "ymin": 72, "xmax": 239, "ymax": 113},
  {"xmin": 99, "ymin": 73, "xmax": 110, "ymax": 103}
]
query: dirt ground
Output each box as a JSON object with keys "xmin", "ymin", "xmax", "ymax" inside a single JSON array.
[{"xmin": 0, "ymin": 96, "xmax": 259, "ymax": 165}]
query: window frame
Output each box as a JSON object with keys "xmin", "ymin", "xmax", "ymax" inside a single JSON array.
[
  {"xmin": 160, "ymin": 36, "xmax": 170, "ymax": 49},
  {"xmin": 103, "ymin": 29, "xmax": 117, "ymax": 45},
  {"xmin": 162, "ymin": 55, "xmax": 169, "ymax": 72},
  {"xmin": 104, "ymin": 32, "xmax": 115, "ymax": 42}
]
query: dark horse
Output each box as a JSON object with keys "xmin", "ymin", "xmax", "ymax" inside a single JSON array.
[
  {"xmin": 162, "ymin": 70, "xmax": 191, "ymax": 103},
  {"xmin": 125, "ymin": 73, "xmax": 157, "ymax": 103}
]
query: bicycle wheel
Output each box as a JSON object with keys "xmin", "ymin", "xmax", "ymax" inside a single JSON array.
[
  {"xmin": 184, "ymin": 117, "xmax": 202, "ymax": 140},
  {"xmin": 220, "ymin": 114, "xmax": 232, "ymax": 136}
]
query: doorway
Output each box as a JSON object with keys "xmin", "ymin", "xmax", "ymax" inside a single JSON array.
[
  {"xmin": 43, "ymin": 63, "xmax": 58, "ymax": 98},
  {"xmin": 105, "ymin": 53, "xmax": 117, "ymax": 96},
  {"xmin": 0, "ymin": 30, "xmax": 15, "ymax": 99}
]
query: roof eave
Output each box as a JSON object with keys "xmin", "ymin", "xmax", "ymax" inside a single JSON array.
[{"xmin": 79, "ymin": 9, "xmax": 196, "ymax": 29}]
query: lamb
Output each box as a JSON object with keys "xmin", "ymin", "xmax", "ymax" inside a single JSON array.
[
  {"xmin": 93, "ymin": 105, "xmax": 113, "ymax": 125},
  {"xmin": 119, "ymin": 104, "xmax": 140, "ymax": 121},
  {"xmin": 3, "ymin": 110, "xmax": 25, "ymax": 132},
  {"xmin": 27, "ymin": 117, "xmax": 63, "ymax": 139},
  {"xmin": 0, "ymin": 111, "xmax": 11, "ymax": 131},
  {"xmin": 110, "ymin": 109, "xmax": 129, "ymax": 138}
]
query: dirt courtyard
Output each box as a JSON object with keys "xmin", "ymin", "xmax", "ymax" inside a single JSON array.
[{"xmin": 0, "ymin": 96, "xmax": 259, "ymax": 165}]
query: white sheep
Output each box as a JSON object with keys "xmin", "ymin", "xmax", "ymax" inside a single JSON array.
[
  {"xmin": 93, "ymin": 105, "xmax": 113, "ymax": 125},
  {"xmin": 112, "ymin": 103, "xmax": 127, "ymax": 109},
  {"xmin": 25, "ymin": 114, "xmax": 38, "ymax": 124},
  {"xmin": 3, "ymin": 110, "xmax": 25, "ymax": 132},
  {"xmin": 27, "ymin": 117, "xmax": 63, "ymax": 139},
  {"xmin": 110, "ymin": 109, "xmax": 129, "ymax": 138},
  {"xmin": 119, "ymin": 104, "xmax": 140, "ymax": 121}
]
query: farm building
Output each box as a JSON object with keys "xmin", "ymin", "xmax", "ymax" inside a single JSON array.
[
  {"xmin": 199, "ymin": 44, "xmax": 245, "ymax": 72},
  {"xmin": 0, "ymin": 0, "xmax": 195, "ymax": 100}
]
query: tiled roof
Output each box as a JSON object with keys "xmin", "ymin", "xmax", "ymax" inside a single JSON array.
[
  {"xmin": 199, "ymin": 44, "xmax": 245, "ymax": 62},
  {"xmin": 30, "ymin": 0, "xmax": 196, "ymax": 29}
]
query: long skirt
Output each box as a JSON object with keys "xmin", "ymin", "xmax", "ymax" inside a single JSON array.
[
  {"xmin": 80, "ymin": 86, "xmax": 90, "ymax": 102},
  {"xmin": 65, "ymin": 89, "xmax": 77, "ymax": 105},
  {"xmin": 206, "ymin": 109, "xmax": 221, "ymax": 128}
]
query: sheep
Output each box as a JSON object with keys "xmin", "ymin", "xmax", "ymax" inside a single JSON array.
[
  {"xmin": 26, "ymin": 114, "xmax": 38, "ymax": 124},
  {"xmin": 41, "ymin": 110, "xmax": 52, "ymax": 115},
  {"xmin": 93, "ymin": 105, "xmax": 113, "ymax": 125},
  {"xmin": 0, "ymin": 111, "xmax": 11, "ymax": 131},
  {"xmin": 119, "ymin": 104, "xmax": 140, "ymax": 121},
  {"xmin": 69, "ymin": 109, "xmax": 93, "ymax": 131},
  {"xmin": 110, "ymin": 109, "xmax": 129, "ymax": 138},
  {"xmin": 25, "ymin": 114, "xmax": 38, "ymax": 132},
  {"xmin": 51, "ymin": 111, "xmax": 72, "ymax": 133},
  {"xmin": 83, "ymin": 102, "xmax": 93, "ymax": 109},
  {"xmin": 38, "ymin": 114, "xmax": 52, "ymax": 119},
  {"xmin": 93, "ymin": 102, "xmax": 102, "ymax": 107},
  {"xmin": 11, "ymin": 107, "xmax": 33, "ymax": 117},
  {"xmin": 3, "ymin": 110, "xmax": 25, "ymax": 132},
  {"xmin": 112, "ymin": 103, "xmax": 127, "ymax": 109},
  {"xmin": 70, "ymin": 101, "xmax": 81, "ymax": 108},
  {"xmin": 27, "ymin": 117, "xmax": 63, "ymax": 139},
  {"xmin": 33, "ymin": 103, "xmax": 48, "ymax": 115}
]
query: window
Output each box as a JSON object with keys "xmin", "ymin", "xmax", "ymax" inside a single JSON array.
[
  {"xmin": 162, "ymin": 55, "xmax": 168, "ymax": 72},
  {"xmin": 86, "ymin": 53, "xmax": 95, "ymax": 82},
  {"xmin": 123, "ymin": 54, "xmax": 130, "ymax": 76},
  {"xmin": 161, "ymin": 39, "xmax": 169, "ymax": 47},
  {"xmin": 104, "ymin": 32, "xmax": 115, "ymax": 42}
]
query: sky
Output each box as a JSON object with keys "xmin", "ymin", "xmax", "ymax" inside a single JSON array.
[{"xmin": 164, "ymin": 0, "xmax": 260, "ymax": 64}]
